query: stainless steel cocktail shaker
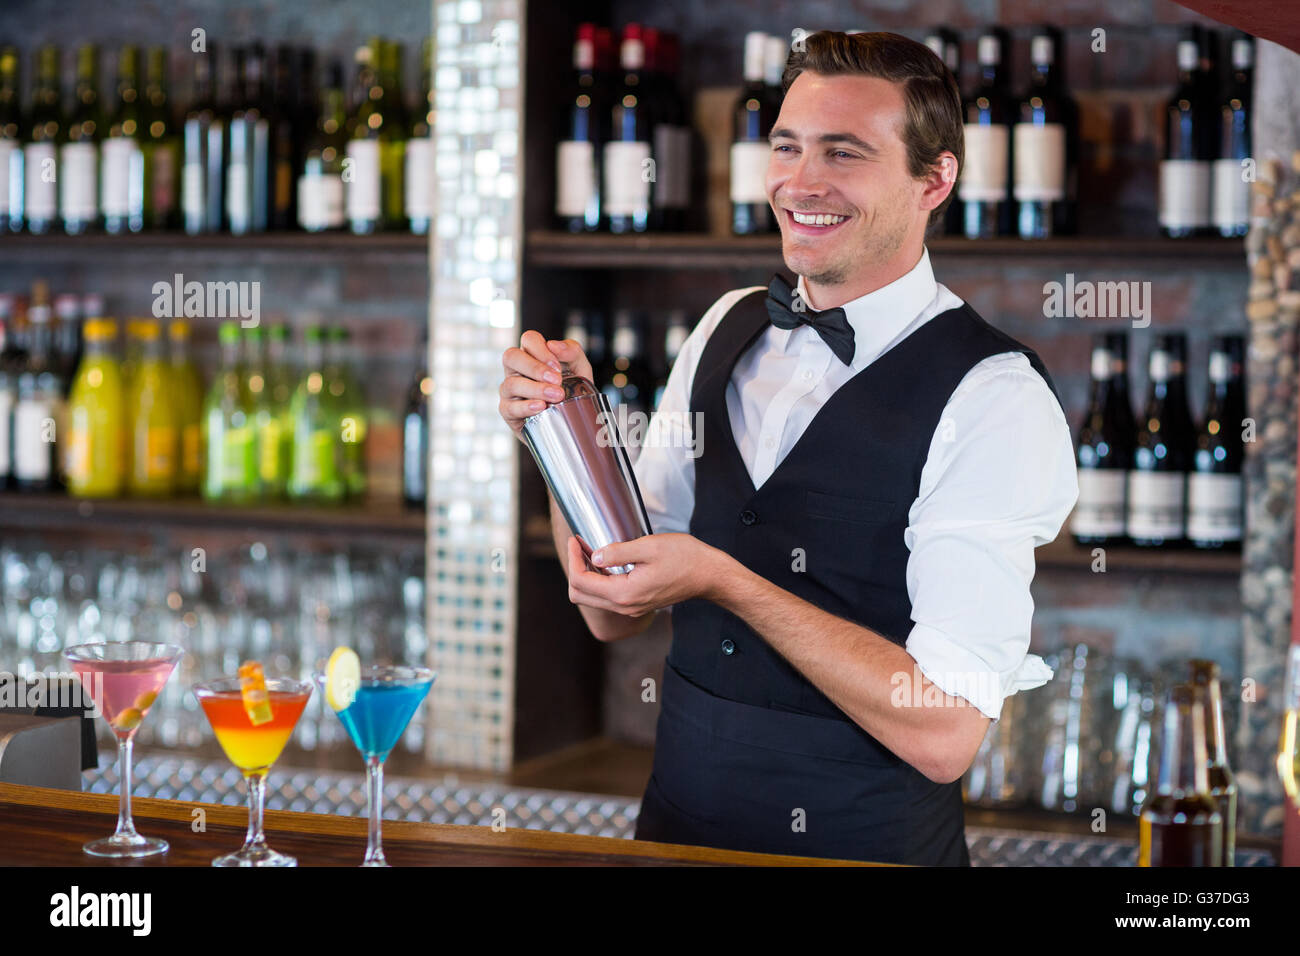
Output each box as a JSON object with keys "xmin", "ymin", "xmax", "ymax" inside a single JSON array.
[{"xmin": 521, "ymin": 375, "xmax": 652, "ymax": 574}]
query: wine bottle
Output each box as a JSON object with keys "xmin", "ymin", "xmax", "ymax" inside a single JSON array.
[
  {"xmin": 12, "ymin": 283, "xmax": 63, "ymax": 490},
  {"xmin": 62, "ymin": 43, "xmax": 101, "ymax": 235},
  {"xmin": 555, "ymin": 23, "xmax": 607, "ymax": 233},
  {"xmin": 1160, "ymin": 33, "xmax": 1213, "ymax": 237},
  {"xmin": 23, "ymin": 45, "xmax": 60, "ymax": 235},
  {"xmin": 52, "ymin": 292, "xmax": 83, "ymax": 390},
  {"xmin": 731, "ymin": 32, "xmax": 777, "ymax": 235},
  {"xmin": 379, "ymin": 40, "xmax": 409, "ymax": 231},
  {"xmin": 1014, "ymin": 29, "xmax": 1073, "ymax": 239},
  {"xmin": 600, "ymin": 309, "xmax": 652, "ymax": 420},
  {"xmin": 201, "ymin": 321, "xmax": 256, "ymax": 502},
  {"xmin": 646, "ymin": 29, "xmax": 690, "ymax": 231},
  {"xmin": 1212, "ymin": 34, "xmax": 1252, "ymax": 238},
  {"xmin": 1187, "ymin": 335, "xmax": 1244, "ymax": 549},
  {"xmin": 268, "ymin": 46, "xmax": 300, "ymax": 230},
  {"xmin": 288, "ymin": 325, "xmax": 343, "ymax": 503},
  {"xmin": 402, "ymin": 346, "xmax": 429, "ymax": 509},
  {"xmin": 226, "ymin": 45, "xmax": 270, "ymax": 235},
  {"xmin": 1189, "ymin": 660, "xmax": 1237, "ymax": 866},
  {"xmin": 405, "ymin": 37, "xmax": 434, "ymax": 235},
  {"xmin": 604, "ymin": 24, "xmax": 653, "ymax": 234},
  {"xmin": 1138, "ymin": 684, "xmax": 1223, "ymax": 866},
  {"xmin": 168, "ymin": 319, "xmax": 203, "ymax": 496},
  {"xmin": 0, "ymin": 47, "xmax": 22, "ymax": 234},
  {"xmin": 325, "ymin": 325, "xmax": 366, "ymax": 499},
  {"xmin": 101, "ymin": 45, "xmax": 145, "ymax": 235},
  {"xmin": 960, "ymin": 30, "xmax": 1013, "ymax": 239},
  {"xmin": 1071, "ymin": 332, "xmax": 1132, "ymax": 545},
  {"xmin": 142, "ymin": 47, "xmax": 179, "ymax": 230},
  {"xmin": 1128, "ymin": 333, "xmax": 1194, "ymax": 547},
  {"xmin": 182, "ymin": 46, "xmax": 224, "ymax": 234},
  {"xmin": 345, "ymin": 42, "xmax": 383, "ymax": 234},
  {"xmin": 924, "ymin": 30, "xmax": 962, "ymax": 237},
  {"xmin": 298, "ymin": 62, "xmax": 347, "ymax": 232},
  {"xmin": 0, "ymin": 294, "xmax": 21, "ymax": 485}
]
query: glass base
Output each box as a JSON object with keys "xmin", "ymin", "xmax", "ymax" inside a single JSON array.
[
  {"xmin": 212, "ymin": 846, "xmax": 298, "ymax": 867},
  {"xmin": 84, "ymin": 834, "xmax": 170, "ymax": 858},
  {"xmin": 361, "ymin": 856, "xmax": 390, "ymax": 868}
]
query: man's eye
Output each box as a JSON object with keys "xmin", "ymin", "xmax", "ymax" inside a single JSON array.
[
  {"xmin": 832, "ymin": 150, "xmax": 856, "ymax": 159},
  {"xmin": 773, "ymin": 144, "xmax": 795, "ymax": 153}
]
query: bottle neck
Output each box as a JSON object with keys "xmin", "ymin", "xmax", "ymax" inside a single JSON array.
[{"xmin": 1157, "ymin": 696, "xmax": 1210, "ymax": 795}]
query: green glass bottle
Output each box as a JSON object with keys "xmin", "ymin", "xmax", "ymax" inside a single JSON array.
[
  {"xmin": 0, "ymin": 47, "xmax": 22, "ymax": 233},
  {"xmin": 298, "ymin": 62, "xmax": 347, "ymax": 231},
  {"xmin": 262, "ymin": 323, "xmax": 295, "ymax": 493},
  {"xmin": 202, "ymin": 321, "xmax": 257, "ymax": 503},
  {"xmin": 168, "ymin": 319, "xmax": 203, "ymax": 495},
  {"xmin": 325, "ymin": 325, "xmax": 367, "ymax": 499},
  {"xmin": 405, "ymin": 38, "xmax": 433, "ymax": 235},
  {"xmin": 288, "ymin": 326, "xmax": 343, "ymax": 502},
  {"xmin": 142, "ymin": 47, "xmax": 179, "ymax": 230},
  {"xmin": 102, "ymin": 45, "xmax": 143, "ymax": 234},
  {"xmin": 24, "ymin": 45, "xmax": 61, "ymax": 235},
  {"xmin": 379, "ymin": 40, "xmax": 408, "ymax": 230},
  {"xmin": 345, "ymin": 39, "xmax": 405, "ymax": 233},
  {"xmin": 62, "ymin": 43, "xmax": 102, "ymax": 234}
]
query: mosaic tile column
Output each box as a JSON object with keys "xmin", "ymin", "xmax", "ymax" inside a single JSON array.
[{"xmin": 425, "ymin": 0, "xmax": 523, "ymax": 770}]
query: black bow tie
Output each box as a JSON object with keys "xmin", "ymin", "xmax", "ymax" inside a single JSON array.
[{"xmin": 764, "ymin": 275, "xmax": 856, "ymax": 366}]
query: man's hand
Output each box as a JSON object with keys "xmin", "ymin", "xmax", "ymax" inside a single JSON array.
[
  {"xmin": 498, "ymin": 330, "xmax": 595, "ymax": 441},
  {"xmin": 564, "ymin": 533, "xmax": 727, "ymax": 617}
]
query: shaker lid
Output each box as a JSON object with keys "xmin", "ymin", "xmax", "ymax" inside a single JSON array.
[{"xmin": 559, "ymin": 373, "xmax": 598, "ymax": 400}]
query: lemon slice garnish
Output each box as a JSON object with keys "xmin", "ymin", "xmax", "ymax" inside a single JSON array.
[{"xmin": 325, "ymin": 647, "xmax": 360, "ymax": 712}]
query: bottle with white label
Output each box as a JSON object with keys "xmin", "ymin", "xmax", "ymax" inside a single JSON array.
[
  {"xmin": 101, "ymin": 46, "xmax": 145, "ymax": 234},
  {"xmin": 1160, "ymin": 36, "xmax": 1213, "ymax": 238},
  {"xmin": 62, "ymin": 44, "xmax": 102, "ymax": 235},
  {"xmin": 1188, "ymin": 335, "xmax": 1245, "ymax": 550},
  {"xmin": 226, "ymin": 45, "xmax": 271, "ymax": 235},
  {"xmin": 1212, "ymin": 35, "xmax": 1252, "ymax": 238},
  {"xmin": 13, "ymin": 287, "xmax": 63, "ymax": 490},
  {"xmin": 731, "ymin": 32, "xmax": 777, "ymax": 235},
  {"xmin": 0, "ymin": 47, "xmax": 22, "ymax": 234},
  {"xmin": 24, "ymin": 45, "xmax": 61, "ymax": 235},
  {"xmin": 960, "ymin": 30, "xmax": 1013, "ymax": 239},
  {"xmin": 644, "ymin": 29, "xmax": 691, "ymax": 231},
  {"xmin": 1072, "ymin": 332, "xmax": 1134, "ymax": 546},
  {"xmin": 1128, "ymin": 333, "xmax": 1194, "ymax": 547},
  {"xmin": 405, "ymin": 37, "xmax": 435, "ymax": 235},
  {"xmin": 345, "ymin": 42, "xmax": 389, "ymax": 234},
  {"xmin": 1014, "ymin": 30, "xmax": 1074, "ymax": 239},
  {"xmin": 555, "ymin": 24, "xmax": 608, "ymax": 233},
  {"xmin": 298, "ymin": 62, "xmax": 347, "ymax": 232},
  {"xmin": 604, "ymin": 24, "xmax": 653, "ymax": 234},
  {"xmin": 182, "ymin": 44, "xmax": 225, "ymax": 234}
]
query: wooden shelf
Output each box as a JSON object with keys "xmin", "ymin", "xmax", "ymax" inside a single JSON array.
[
  {"xmin": 1036, "ymin": 534, "xmax": 1241, "ymax": 575},
  {"xmin": 0, "ymin": 231, "xmax": 429, "ymax": 264},
  {"xmin": 0, "ymin": 491, "xmax": 425, "ymax": 541},
  {"xmin": 526, "ymin": 231, "xmax": 1246, "ymax": 270}
]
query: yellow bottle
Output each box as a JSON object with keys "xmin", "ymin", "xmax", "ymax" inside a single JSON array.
[
  {"xmin": 168, "ymin": 320, "xmax": 204, "ymax": 495},
  {"xmin": 66, "ymin": 318, "xmax": 124, "ymax": 497},
  {"xmin": 126, "ymin": 319, "xmax": 177, "ymax": 496}
]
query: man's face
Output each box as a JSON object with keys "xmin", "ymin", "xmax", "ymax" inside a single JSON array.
[{"xmin": 766, "ymin": 71, "xmax": 925, "ymax": 289}]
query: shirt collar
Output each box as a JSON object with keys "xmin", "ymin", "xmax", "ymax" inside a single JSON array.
[{"xmin": 793, "ymin": 246, "xmax": 939, "ymax": 370}]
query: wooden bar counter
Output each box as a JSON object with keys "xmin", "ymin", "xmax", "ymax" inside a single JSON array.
[{"xmin": 0, "ymin": 783, "xmax": 883, "ymax": 866}]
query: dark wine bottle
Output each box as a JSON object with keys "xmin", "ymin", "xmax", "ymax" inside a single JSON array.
[
  {"xmin": 599, "ymin": 310, "xmax": 653, "ymax": 421},
  {"xmin": 23, "ymin": 45, "xmax": 61, "ymax": 235},
  {"xmin": 555, "ymin": 23, "xmax": 608, "ymax": 232},
  {"xmin": 1187, "ymin": 335, "xmax": 1244, "ymax": 550},
  {"xmin": 1159, "ymin": 32, "xmax": 1214, "ymax": 237},
  {"xmin": 1128, "ymin": 333, "xmax": 1194, "ymax": 547},
  {"xmin": 402, "ymin": 350, "xmax": 429, "ymax": 509},
  {"xmin": 731, "ymin": 32, "xmax": 778, "ymax": 235},
  {"xmin": 604, "ymin": 24, "xmax": 653, "ymax": 234},
  {"xmin": 183, "ymin": 45, "xmax": 225, "ymax": 234},
  {"xmin": 1014, "ymin": 28, "xmax": 1074, "ymax": 239},
  {"xmin": 62, "ymin": 43, "xmax": 102, "ymax": 235},
  {"xmin": 0, "ymin": 47, "xmax": 22, "ymax": 234},
  {"xmin": 226, "ymin": 45, "xmax": 270, "ymax": 235},
  {"xmin": 1212, "ymin": 34, "xmax": 1252, "ymax": 238},
  {"xmin": 960, "ymin": 30, "xmax": 1013, "ymax": 239},
  {"xmin": 647, "ymin": 30, "xmax": 690, "ymax": 231},
  {"xmin": 1071, "ymin": 332, "xmax": 1132, "ymax": 545},
  {"xmin": 269, "ymin": 45, "xmax": 301, "ymax": 230},
  {"xmin": 101, "ymin": 45, "xmax": 144, "ymax": 234}
]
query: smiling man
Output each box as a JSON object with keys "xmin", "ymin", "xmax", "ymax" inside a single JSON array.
[{"xmin": 498, "ymin": 30, "xmax": 1077, "ymax": 865}]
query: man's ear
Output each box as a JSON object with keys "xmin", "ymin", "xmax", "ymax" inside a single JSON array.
[{"xmin": 920, "ymin": 151, "xmax": 959, "ymax": 214}]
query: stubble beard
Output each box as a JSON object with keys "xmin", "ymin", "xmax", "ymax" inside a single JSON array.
[{"xmin": 784, "ymin": 209, "xmax": 912, "ymax": 290}]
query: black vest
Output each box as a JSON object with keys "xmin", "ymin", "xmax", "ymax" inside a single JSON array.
[{"xmin": 634, "ymin": 287, "xmax": 1061, "ymax": 865}]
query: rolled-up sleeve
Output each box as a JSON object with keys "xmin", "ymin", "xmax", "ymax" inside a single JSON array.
[{"xmin": 902, "ymin": 353, "xmax": 1079, "ymax": 721}]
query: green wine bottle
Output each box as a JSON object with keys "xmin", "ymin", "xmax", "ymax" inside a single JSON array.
[
  {"xmin": 202, "ymin": 321, "xmax": 257, "ymax": 503},
  {"xmin": 102, "ymin": 45, "xmax": 143, "ymax": 234},
  {"xmin": 142, "ymin": 47, "xmax": 180, "ymax": 230},
  {"xmin": 0, "ymin": 47, "xmax": 22, "ymax": 233},
  {"xmin": 24, "ymin": 45, "xmax": 61, "ymax": 235},
  {"xmin": 288, "ymin": 326, "xmax": 343, "ymax": 502},
  {"xmin": 325, "ymin": 325, "xmax": 367, "ymax": 499},
  {"xmin": 62, "ymin": 43, "xmax": 102, "ymax": 234}
]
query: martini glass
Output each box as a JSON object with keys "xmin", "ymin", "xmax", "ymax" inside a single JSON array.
[
  {"xmin": 194, "ymin": 676, "xmax": 312, "ymax": 867},
  {"xmin": 64, "ymin": 641, "xmax": 185, "ymax": 858},
  {"xmin": 317, "ymin": 665, "xmax": 435, "ymax": 866}
]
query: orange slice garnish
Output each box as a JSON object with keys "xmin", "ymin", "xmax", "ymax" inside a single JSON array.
[{"xmin": 238, "ymin": 660, "xmax": 273, "ymax": 726}]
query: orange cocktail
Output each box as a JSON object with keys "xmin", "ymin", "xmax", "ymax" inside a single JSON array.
[{"xmin": 198, "ymin": 687, "xmax": 310, "ymax": 773}]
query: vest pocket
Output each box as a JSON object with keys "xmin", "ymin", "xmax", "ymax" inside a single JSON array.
[{"xmin": 805, "ymin": 490, "xmax": 900, "ymax": 525}]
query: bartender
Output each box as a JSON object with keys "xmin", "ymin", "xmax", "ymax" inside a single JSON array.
[{"xmin": 498, "ymin": 30, "xmax": 1077, "ymax": 865}]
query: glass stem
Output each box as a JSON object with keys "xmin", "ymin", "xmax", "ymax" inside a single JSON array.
[
  {"xmin": 244, "ymin": 771, "xmax": 270, "ymax": 852},
  {"xmin": 364, "ymin": 755, "xmax": 387, "ymax": 866},
  {"xmin": 113, "ymin": 735, "xmax": 139, "ymax": 839}
]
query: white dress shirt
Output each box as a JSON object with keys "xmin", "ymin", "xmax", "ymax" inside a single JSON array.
[{"xmin": 632, "ymin": 246, "xmax": 1079, "ymax": 721}]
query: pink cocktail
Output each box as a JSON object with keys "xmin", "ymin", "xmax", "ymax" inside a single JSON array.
[{"xmin": 64, "ymin": 642, "xmax": 185, "ymax": 858}]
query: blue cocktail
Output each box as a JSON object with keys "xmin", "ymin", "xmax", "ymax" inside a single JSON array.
[{"xmin": 319, "ymin": 649, "xmax": 436, "ymax": 866}]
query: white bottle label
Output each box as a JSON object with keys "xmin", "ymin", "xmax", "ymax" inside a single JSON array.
[
  {"xmin": 404, "ymin": 136, "xmax": 434, "ymax": 219},
  {"xmin": 730, "ymin": 141, "xmax": 771, "ymax": 204},
  {"xmin": 959, "ymin": 123, "xmax": 1009, "ymax": 202},
  {"xmin": 1211, "ymin": 158, "xmax": 1249, "ymax": 231},
  {"xmin": 60, "ymin": 141, "xmax": 98, "ymax": 220},
  {"xmin": 182, "ymin": 161, "xmax": 204, "ymax": 217},
  {"xmin": 1012, "ymin": 123, "xmax": 1066, "ymax": 201},
  {"xmin": 226, "ymin": 161, "xmax": 249, "ymax": 227},
  {"xmin": 602, "ymin": 140, "xmax": 651, "ymax": 216},
  {"xmin": 1158, "ymin": 159, "xmax": 1211, "ymax": 229},
  {"xmin": 0, "ymin": 139, "xmax": 17, "ymax": 215},
  {"xmin": 0, "ymin": 388, "xmax": 12, "ymax": 475},
  {"xmin": 13, "ymin": 397, "xmax": 54, "ymax": 481},
  {"xmin": 101, "ymin": 136, "xmax": 142, "ymax": 217},
  {"xmin": 297, "ymin": 172, "xmax": 344, "ymax": 230},
  {"xmin": 555, "ymin": 140, "xmax": 596, "ymax": 218},
  {"xmin": 1126, "ymin": 470, "xmax": 1186, "ymax": 539},
  {"xmin": 1187, "ymin": 473, "xmax": 1243, "ymax": 542},
  {"xmin": 345, "ymin": 139, "xmax": 381, "ymax": 220},
  {"xmin": 24, "ymin": 141, "xmax": 57, "ymax": 219},
  {"xmin": 1071, "ymin": 469, "xmax": 1127, "ymax": 537}
]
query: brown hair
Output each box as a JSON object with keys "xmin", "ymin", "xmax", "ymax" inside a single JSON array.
[{"xmin": 781, "ymin": 31, "xmax": 963, "ymax": 226}]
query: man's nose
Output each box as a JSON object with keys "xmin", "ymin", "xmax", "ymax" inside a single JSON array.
[{"xmin": 781, "ymin": 154, "xmax": 828, "ymax": 201}]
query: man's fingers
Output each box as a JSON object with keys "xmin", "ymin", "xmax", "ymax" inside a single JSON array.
[
  {"xmin": 521, "ymin": 330, "xmax": 561, "ymax": 368},
  {"xmin": 499, "ymin": 374, "xmax": 564, "ymax": 404},
  {"xmin": 502, "ymin": 345, "xmax": 562, "ymax": 385}
]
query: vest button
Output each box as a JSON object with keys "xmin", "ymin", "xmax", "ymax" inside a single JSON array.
[
  {"xmin": 721, "ymin": 639, "xmax": 735, "ymax": 655},
  {"xmin": 739, "ymin": 509, "xmax": 758, "ymax": 526}
]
